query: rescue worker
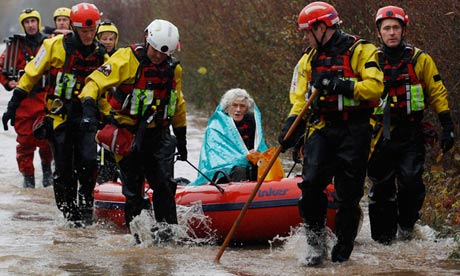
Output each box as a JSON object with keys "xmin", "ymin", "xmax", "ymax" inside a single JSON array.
[
  {"xmin": 79, "ymin": 19, "xmax": 187, "ymax": 232},
  {"xmin": 278, "ymin": 2, "xmax": 383, "ymax": 265},
  {"xmin": 2, "ymin": 3, "xmax": 107, "ymax": 226},
  {"xmin": 95, "ymin": 19, "xmax": 120, "ymax": 184},
  {"xmin": 367, "ymin": 6, "xmax": 455, "ymax": 244},
  {"xmin": 0, "ymin": 8, "xmax": 53, "ymax": 188},
  {"xmin": 43, "ymin": 7, "xmax": 72, "ymax": 36},
  {"xmin": 97, "ymin": 20, "xmax": 119, "ymax": 56}
]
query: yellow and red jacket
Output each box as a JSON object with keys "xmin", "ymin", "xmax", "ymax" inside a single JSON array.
[
  {"xmin": 288, "ymin": 32, "xmax": 384, "ymax": 121},
  {"xmin": 16, "ymin": 33, "xmax": 108, "ymax": 128},
  {"xmin": 79, "ymin": 44, "xmax": 186, "ymax": 129},
  {"xmin": 375, "ymin": 43, "xmax": 449, "ymax": 120}
]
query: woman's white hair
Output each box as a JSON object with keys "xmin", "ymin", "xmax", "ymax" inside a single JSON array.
[{"xmin": 220, "ymin": 88, "xmax": 255, "ymax": 114}]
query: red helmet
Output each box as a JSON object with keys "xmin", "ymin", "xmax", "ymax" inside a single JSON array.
[
  {"xmin": 70, "ymin": 3, "xmax": 101, "ymax": 28},
  {"xmin": 298, "ymin": 2, "xmax": 342, "ymax": 30},
  {"xmin": 375, "ymin": 6, "xmax": 409, "ymax": 27}
]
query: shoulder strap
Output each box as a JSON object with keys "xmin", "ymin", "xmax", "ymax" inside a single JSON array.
[
  {"xmin": 59, "ymin": 37, "xmax": 73, "ymax": 83},
  {"xmin": 166, "ymin": 56, "xmax": 180, "ymax": 72},
  {"xmin": 165, "ymin": 57, "xmax": 179, "ymax": 93},
  {"xmin": 304, "ymin": 46, "xmax": 314, "ymax": 55},
  {"xmin": 348, "ymin": 37, "xmax": 368, "ymax": 57},
  {"xmin": 130, "ymin": 43, "xmax": 147, "ymax": 63},
  {"xmin": 129, "ymin": 44, "xmax": 147, "ymax": 83},
  {"xmin": 377, "ymin": 47, "xmax": 385, "ymax": 70},
  {"xmin": 411, "ymin": 47, "xmax": 424, "ymax": 67}
]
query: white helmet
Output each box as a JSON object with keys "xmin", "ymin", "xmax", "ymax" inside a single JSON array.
[{"xmin": 145, "ymin": 19, "xmax": 179, "ymax": 55}]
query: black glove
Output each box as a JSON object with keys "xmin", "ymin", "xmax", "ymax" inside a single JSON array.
[
  {"xmin": 310, "ymin": 71, "xmax": 330, "ymax": 93},
  {"xmin": 278, "ymin": 115, "xmax": 306, "ymax": 150},
  {"xmin": 2, "ymin": 88, "xmax": 27, "ymax": 130},
  {"xmin": 42, "ymin": 26, "xmax": 56, "ymax": 35},
  {"xmin": 420, "ymin": 122, "xmax": 438, "ymax": 147},
  {"xmin": 327, "ymin": 78, "xmax": 354, "ymax": 98},
  {"xmin": 173, "ymin": 126, "xmax": 187, "ymax": 161},
  {"xmin": 438, "ymin": 111, "xmax": 455, "ymax": 153},
  {"xmin": 81, "ymin": 97, "xmax": 99, "ymax": 132},
  {"xmin": 292, "ymin": 134, "xmax": 305, "ymax": 163}
]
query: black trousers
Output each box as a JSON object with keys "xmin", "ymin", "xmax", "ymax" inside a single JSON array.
[
  {"xmin": 367, "ymin": 123, "xmax": 426, "ymax": 242},
  {"xmin": 50, "ymin": 114, "xmax": 98, "ymax": 219},
  {"xmin": 118, "ymin": 127, "xmax": 177, "ymax": 228},
  {"xmin": 299, "ymin": 119, "xmax": 371, "ymax": 247}
]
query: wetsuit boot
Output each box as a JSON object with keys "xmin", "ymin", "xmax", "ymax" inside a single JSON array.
[
  {"xmin": 23, "ymin": 174, "xmax": 35, "ymax": 188},
  {"xmin": 79, "ymin": 193, "xmax": 94, "ymax": 226},
  {"xmin": 64, "ymin": 204, "xmax": 83, "ymax": 227},
  {"xmin": 369, "ymin": 200, "xmax": 397, "ymax": 244},
  {"xmin": 398, "ymin": 225, "xmax": 414, "ymax": 240},
  {"xmin": 331, "ymin": 204, "xmax": 361, "ymax": 262},
  {"xmin": 42, "ymin": 163, "xmax": 53, "ymax": 188},
  {"xmin": 304, "ymin": 229, "xmax": 326, "ymax": 266}
]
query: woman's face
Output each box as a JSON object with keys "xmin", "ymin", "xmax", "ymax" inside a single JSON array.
[{"xmin": 227, "ymin": 97, "xmax": 248, "ymax": 122}]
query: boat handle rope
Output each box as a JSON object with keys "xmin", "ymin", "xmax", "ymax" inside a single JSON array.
[
  {"xmin": 176, "ymin": 154, "xmax": 225, "ymax": 194},
  {"xmin": 286, "ymin": 161, "xmax": 298, "ymax": 178}
]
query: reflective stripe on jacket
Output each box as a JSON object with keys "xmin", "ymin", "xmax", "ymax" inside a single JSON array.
[
  {"xmin": 374, "ymin": 44, "xmax": 426, "ymax": 117},
  {"xmin": 79, "ymin": 44, "xmax": 186, "ymax": 129}
]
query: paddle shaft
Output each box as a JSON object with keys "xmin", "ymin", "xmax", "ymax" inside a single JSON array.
[{"xmin": 214, "ymin": 88, "xmax": 319, "ymax": 263}]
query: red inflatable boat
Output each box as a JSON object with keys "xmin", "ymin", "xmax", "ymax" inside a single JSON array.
[{"xmin": 94, "ymin": 177, "xmax": 337, "ymax": 243}]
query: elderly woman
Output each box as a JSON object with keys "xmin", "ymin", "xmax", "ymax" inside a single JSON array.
[{"xmin": 189, "ymin": 88, "xmax": 268, "ymax": 185}]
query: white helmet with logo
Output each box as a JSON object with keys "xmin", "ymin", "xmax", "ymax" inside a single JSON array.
[{"xmin": 144, "ymin": 19, "xmax": 179, "ymax": 56}]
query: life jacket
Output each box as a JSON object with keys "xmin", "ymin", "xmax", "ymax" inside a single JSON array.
[
  {"xmin": 374, "ymin": 44, "xmax": 426, "ymax": 119},
  {"xmin": 1, "ymin": 33, "xmax": 46, "ymax": 88},
  {"xmin": 106, "ymin": 43, "xmax": 180, "ymax": 127},
  {"xmin": 308, "ymin": 35, "xmax": 378, "ymax": 114},
  {"xmin": 20, "ymin": 33, "xmax": 48, "ymax": 62},
  {"xmin": 45, "ymin": 33, "xmax": 106, "ymax": 106},
  {"xmin": 22, "ymin": 33, "xmax": 48, "ymax": 93}
]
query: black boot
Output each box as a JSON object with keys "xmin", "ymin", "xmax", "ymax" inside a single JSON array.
[
  {"xmin": 331, "ymin": 241, "xmax": 354, "ymax": 263},
  {"xmin": 331, "ymin": 204, "xmax": 361, "ymax": 263},
  {"xmin": 61, "ymin": 203, "xmax": 84, "ymax": 228},
  {"xmin": 369, "ymin": 200, "xmax": 397, "ymax": 245},
  {"xmin": 78, "ymin": 193, "xmax": 94, "ymax": 226},
  {"xmin": 398, "ymin": 225, "xmax": 414, "ymax": 241},
  {"xmin": 42, "ymin": 163, "xmax": 53, "ymax": 188},
  {"xmin": 304, "ymin": 229, "xmax": 326, "ymax": 266},
  {"xmin": 80, "ymin": 207, "xmax": 93, "ymax": 226},
  {"xmin": 23, "ymin": 174, "xmax": 35, "ymax": 188}
]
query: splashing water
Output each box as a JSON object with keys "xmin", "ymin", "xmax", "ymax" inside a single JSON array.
[{"xmin": 129, "ymin": 202, "xmax": 218, "ymax": 247}]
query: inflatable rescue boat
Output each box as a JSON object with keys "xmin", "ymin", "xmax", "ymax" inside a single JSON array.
[{"xmin": 94, "ymin": 176, "xmax": 337, "ymax": 243}]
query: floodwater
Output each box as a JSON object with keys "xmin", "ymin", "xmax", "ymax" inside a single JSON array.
[{"xmin": 1, "ymin": 72, "xmax": 460, "ymax": 275}]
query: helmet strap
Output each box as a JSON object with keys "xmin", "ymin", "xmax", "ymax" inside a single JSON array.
[{"xmin": 311, "ymin": 28, "xmax": 327, "ymax": 49}]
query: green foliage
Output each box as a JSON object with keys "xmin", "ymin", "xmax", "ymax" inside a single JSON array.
[
  {"xmin": 94, "ymin": 1, "xmax": 460, "ymax": 143},
  {"xmin": 450, "ymin": 235, "xmax": 460, "ymax": 259}
]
